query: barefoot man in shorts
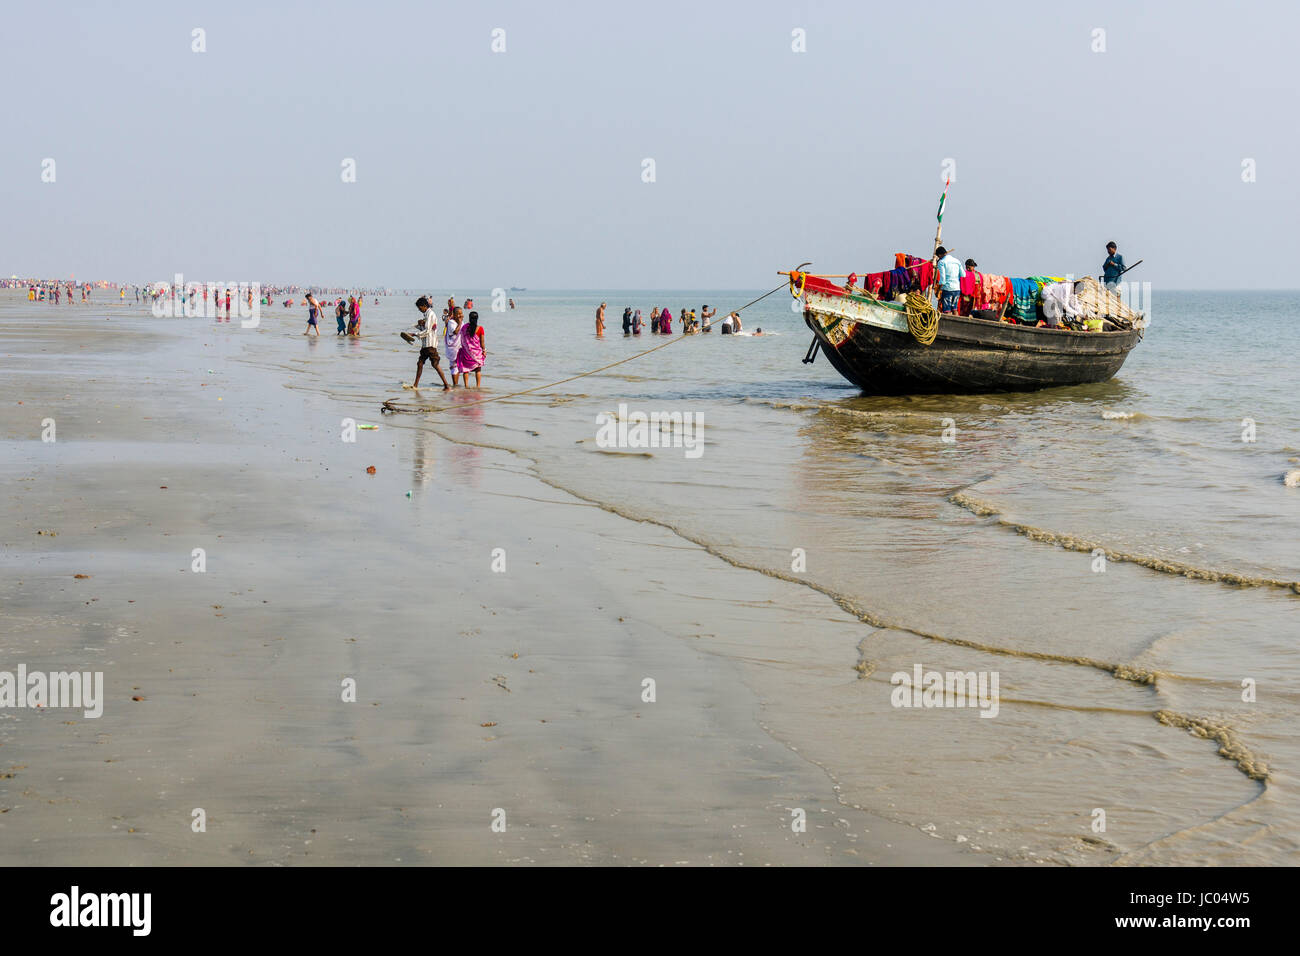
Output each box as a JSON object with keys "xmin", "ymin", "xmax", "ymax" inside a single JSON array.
[{"xmin": 411, "ymin": 296, "xmax": 451, "ymax": 390}]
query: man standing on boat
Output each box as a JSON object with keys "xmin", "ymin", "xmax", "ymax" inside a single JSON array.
[
  {"xmin": 935, "ymin": 246, "xmax": 965, "ymax": 314},
  {"xmin": 1102, "ymin": 242, "xmax": 1126, "ymax": 291}
]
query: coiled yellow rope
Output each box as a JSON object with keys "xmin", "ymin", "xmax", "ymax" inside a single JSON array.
[{"xmin": 904, "ymin": 291, "xmax": 940, "ymax": 346}]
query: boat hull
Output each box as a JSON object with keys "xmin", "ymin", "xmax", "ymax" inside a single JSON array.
[{"xmin": 803, "ymin": 290, "xmax": 1143, "ymax": 395}]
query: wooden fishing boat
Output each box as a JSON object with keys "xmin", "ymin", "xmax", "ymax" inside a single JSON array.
[{"xmin": 791, "ymin": 271, "xmax": 1145, "ymax": 395}]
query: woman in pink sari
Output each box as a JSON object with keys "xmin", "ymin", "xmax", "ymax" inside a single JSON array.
[
  {"xmin": 346, "ymin": 295, "xmax": 361, "ymax": 335},
  {"xmin": 659, "ymin": 307, "xmax": 673, "ymax": 334},
  {"xmin": 454, "ymin": 311, "xmax": 486, "ymax": 387}
]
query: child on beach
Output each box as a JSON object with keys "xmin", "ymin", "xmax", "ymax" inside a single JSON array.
[
  {"xmin": 411, "ymin": 296, "xmax": 450, "ymax": 390},
  {"xmin": 454, "ymin": 311, "xmax": 486, "ymax": 388}
]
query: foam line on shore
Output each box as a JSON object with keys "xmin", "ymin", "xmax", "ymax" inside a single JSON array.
[
  {"xmin": 368, "ymin": 414, "xmax": 1271, "ymax": 785},
  {"xmin": 950, "ymin": 492, "xmax": 1300, "ymax": 594},
  {"xmin": 1153, "ymin": 710, "xmax": 1269, "ymax": 780}
]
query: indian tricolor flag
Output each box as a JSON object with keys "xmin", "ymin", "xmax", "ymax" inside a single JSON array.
[{"xmin": 937, "ymin": 178, "xmax": 950, "ymax": 223}]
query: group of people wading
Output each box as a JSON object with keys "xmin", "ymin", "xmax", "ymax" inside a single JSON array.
[
  {"xmin": 302, "ymin": 292, "xmax": 364, "ymax": 336},
  {"xmin": 407, "ymin": 295, "xmax": 486, "ymax": 390},
  {"xmin": 594, "ymin": 302, "xmax": 749, "ymax": 337}
]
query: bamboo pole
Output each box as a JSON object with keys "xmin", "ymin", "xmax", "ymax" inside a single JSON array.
[{"xmin": 930, "ymin": 178, "xmax": 951, "ymax": 306}]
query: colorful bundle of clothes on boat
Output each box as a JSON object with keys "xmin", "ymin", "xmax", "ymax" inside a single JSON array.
[
  {"xmin": 1003, "ymin": 276, "xmax": 1070, "ymax": 324},
  {"xmin": 1008, "ymin": 278, "xmax": 1040, "ymax": 323},
  {"xmin": 850, "ymin": 257, "xmax": 1091, "ymax": 327},
  {"xmin": 959, "ymin": 272, "xmax": 1012, "ymax": 313},
  {"xmin": 860, "ymin": 255, "xmax": 934, "ymax": 299},
  {"xmin": 1039, "ymin": 280, "xmax": 1087, "ymax": 327}
]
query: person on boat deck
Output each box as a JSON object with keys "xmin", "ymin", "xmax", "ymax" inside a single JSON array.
[
  {"xmin": 959, "ymin": 259, "xmax": 981, "ymax": 315},
  {"xmin": 935, "ymin": 246, "xmax": 965, "ymax": 314},
  {"xmin": 1103, "ymin": 242, "xmax": 1125, "ymax": 290}
]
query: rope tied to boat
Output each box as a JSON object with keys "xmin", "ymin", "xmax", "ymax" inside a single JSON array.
[{"xmin": 904, "ymin": 290, "xmax": 940, "ymax": 346}]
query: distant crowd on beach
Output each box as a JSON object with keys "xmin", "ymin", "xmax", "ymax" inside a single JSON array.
[
  {"xmin": 594, "ymin": 303, "xmax": 758, "ymax": 337},
  {"xmin": 9, "ymin": 279, "xmax": 396, "ymax": 322},
  {"xmin": 23, "ymin": 281, "xmax": 98, "ymax": 304}
]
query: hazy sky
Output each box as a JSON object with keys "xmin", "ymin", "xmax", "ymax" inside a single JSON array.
[{"xmin": 3, "ymin": 0, "xmax": 1296, "ymax": 289}]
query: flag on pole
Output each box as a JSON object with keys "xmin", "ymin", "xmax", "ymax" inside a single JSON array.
[{"xmin": 937, "ymin": 178, "xmax": 950, "ymax": 223}]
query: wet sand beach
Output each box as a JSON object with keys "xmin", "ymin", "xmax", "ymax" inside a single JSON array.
[
  {"xmin": 4, "ymin": 285, "xmax": 1297, "ymax": 867},
  {"xmin": 0, "ymin": 301, "xmax": 964, "ymax": 865}
]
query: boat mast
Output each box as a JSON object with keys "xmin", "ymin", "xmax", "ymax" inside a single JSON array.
[{"xmin": 930, "ymin": 177, "xmax": 950, "ymax": 305}]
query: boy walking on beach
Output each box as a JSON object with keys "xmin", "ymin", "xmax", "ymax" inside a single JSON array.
[{"xmin": 412, "ymin": 296, "xmax": 451, "ymax": 390}]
